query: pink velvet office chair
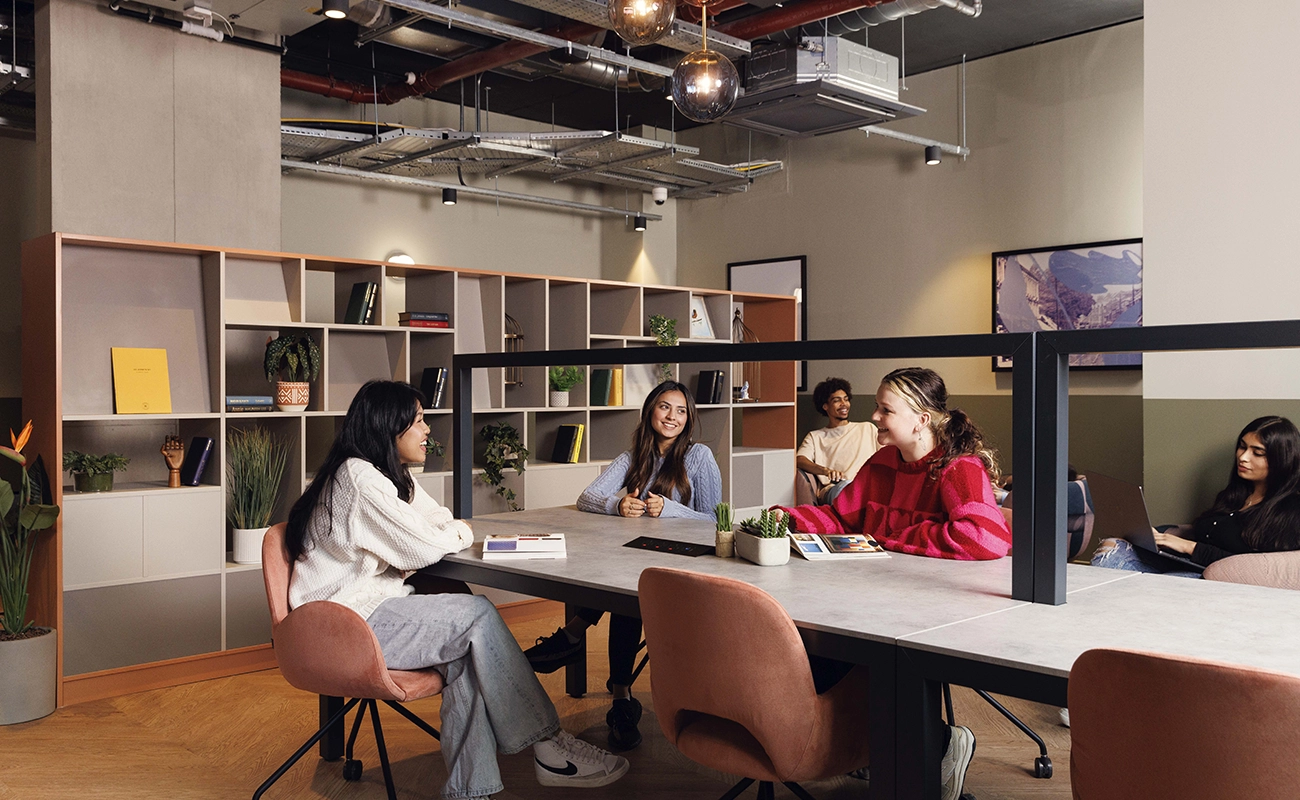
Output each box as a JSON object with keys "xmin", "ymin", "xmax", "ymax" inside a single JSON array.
[
  {"xmin": 253, "ymin": 523, "xmax": 455, "ymax": 800},
  {"xmin": 1203, "ymin": 550, "xmax": 1300, "ymax": 590},
  {"xmin": 1070, "ymin": 648, "xmax": 1300, "ymax": 799},
  {"xmin": 638, "ymin": 567, "xmax": 871, "ymax": 800}
]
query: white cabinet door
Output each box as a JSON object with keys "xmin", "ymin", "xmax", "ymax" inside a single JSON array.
[
  {"xmin": 144, "ymin": 490, "xmax": 224, "ymax": 577},
  {"xmin": 63, "ymin": 494, "xmax": 144, "ymax": 588}
]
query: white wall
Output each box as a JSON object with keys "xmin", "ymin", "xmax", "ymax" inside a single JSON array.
[
  {"xmin": 676, "ymin": 21, "xmax": 1144, "ymax": 396},
  {"xmin": 1144, "ymin": 0, "xmax": 1300, "ymax": 399},
  {"xmin": 281, "ymin": 92, "xmax": 677, "ymax": 283}
]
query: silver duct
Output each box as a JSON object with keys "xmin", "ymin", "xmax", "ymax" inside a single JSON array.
[{"xmin": 774, "ymin": 0, "xmax": 980, "ymax": 42}]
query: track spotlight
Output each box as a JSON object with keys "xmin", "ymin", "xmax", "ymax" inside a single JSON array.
[
  {"xmin": 633, "ymin": 215, "xmax": 648, "ymax": 232},
  {"xmin": 924, "ymin": 145, "xmax": 942, "ymax": 165},
  {"xmin": 442, "ymin": 188, "xmax": 458, "ymax": 206},
  {"xmin": 322, "ymin": 0, "xmax": 348, "ymax": 19}
]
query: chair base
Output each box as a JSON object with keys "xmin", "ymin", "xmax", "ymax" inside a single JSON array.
[
  {"xmin": 718, "ymin": 777, "xmax": 819, "ymax": 800},
  {"xmin": 252, "ymin": 697, "xmax": 440, "ymax": 800},
  {"xmin": 944, "ymin": 682, "xmax": 1051, "ymax": 782}
]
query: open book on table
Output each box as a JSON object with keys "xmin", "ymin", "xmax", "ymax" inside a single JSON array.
[
  {"xmin": 789, "ymin": 532, "xmax": 889, "ymax": 560},
  {"xmin": 482, "ymin": 533, "xmax": 567, "ymax": 560}
]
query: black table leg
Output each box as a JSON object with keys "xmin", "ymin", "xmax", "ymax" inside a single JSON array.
[
  {"xmin": 896, "ymin": 649, "xmax": 944, "ymax": 800},
  {"xmin": 319, "ymin": 694, "xmax": 346, "ymax": 761},
  {"xmin": 866, "ymin": 645, "xmax": 898, "ymax": 800},
  {"xmin": 564, "ymin": 602, "xmax": 587, "ymax": 698}
]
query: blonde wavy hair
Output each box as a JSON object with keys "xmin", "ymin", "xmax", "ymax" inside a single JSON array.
[{"xmin": 880, "ymin": 367, "xmax": 1001, "ymax": 483}]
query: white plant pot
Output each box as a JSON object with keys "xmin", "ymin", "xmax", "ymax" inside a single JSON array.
[
  {"xmin": 550, "ymin": 390, "xmax": 570, "ymax": 408},
  {"xmin": 735, "ymin": 531, "xmax": 791, "ymax": 566},
  {"xmin": 233, "ymin": 526, "xmax": 269, "ymax": 565},
  {"xmin": 407, "ymin": 462, "xmax": 425, "ymax": 474},
  {"xmin": 0, "ymin": 627, "xmax": 56, "ymax": 725}
]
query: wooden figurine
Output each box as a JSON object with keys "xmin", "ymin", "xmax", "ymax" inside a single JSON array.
[{"xmin": 162, "ymin": 435, "xmax": 184, "ymax": 488}]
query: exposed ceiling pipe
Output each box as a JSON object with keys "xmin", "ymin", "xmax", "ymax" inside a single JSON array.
[
  {"xmin": 675, "ymin": 0, "xmax": 747, "ymax": 26},
  {"xmin": 937, "ymin": 0, "xmax": 981, "ymax": 17},
  {"xmin": 715, "ymin": 0, "xmax": 891, "ymax": 42}
]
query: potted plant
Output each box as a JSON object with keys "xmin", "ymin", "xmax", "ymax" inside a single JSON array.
[
  {"xmin": 548, "ymin": 366, "xmax": 584, "ymax": 408},
  {"xmin": 479, "ymin": 422, "xmax": 528, "ymax": 512},
  {"xmin": 734, "ymin": 509, "xmax": 793, "ymax": 566},
  {"xmin": 1, "ymin": 421, "xmax": 61, "ymax": 724},
  {"xmin": 408, "ymin": 438, "xmax": 445, "ymax": 474},
  {"xmin": 226, "ymin": 427, "xmax": 289, "ymax": 565},
  {"xmin": 63, "ymin": 450, "xmax": 130, "ymax": 493},
  {"xmin": 264, "ymin": 332, "xmax": 322, "ymax": 412},
  {"xmin": 649, "ymin": 314, "xmax": 678, "ymax": 383},
  {"xmin": 714, "ymin": 502, "xmax": 734, "ymax": 558}
]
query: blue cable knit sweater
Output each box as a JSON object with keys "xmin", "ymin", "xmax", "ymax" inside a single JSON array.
[{"xmin": 576, "ymin": 442, "xmax": 721, "ymax": 521}]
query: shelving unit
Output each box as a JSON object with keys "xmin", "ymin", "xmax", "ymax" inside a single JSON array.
[{"xmin": 21, "ymin": 232, "xmax": 797, "ymax": 706}]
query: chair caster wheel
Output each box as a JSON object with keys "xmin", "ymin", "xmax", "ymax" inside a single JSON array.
[
  {"xmin": 343, "ymin": 759, "xmax": 363, "ymax": 781},
  {"xmin": 1034, "ymin": 755, "xmax": 1053, "ymax": 779}
]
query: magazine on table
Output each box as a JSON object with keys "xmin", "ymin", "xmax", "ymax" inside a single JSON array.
[
  {"xmin": 789, "ymin": 532, "xmax": 889, "ymax": 560},
  {"xmin": 482, "ymin": 533, "xmax": 567, "ymax": 560}
]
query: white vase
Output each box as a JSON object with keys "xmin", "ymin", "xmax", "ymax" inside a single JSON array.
[
  {"xmin": 233, "ymin": 526, "xmax": 269, "ymax": 565},
  {"xmin": 0, "ymin": 627, "xmax": 56, "ymax": 725},
  {"xmin": 735, "ymin": 531, "xmax": 791, "ymax": 566},
  {"xmin": 550, "ymin": 390, "xmax": 570, "ymax": 408},
  {"xmin": 407, "ymin": 463, "xmax": 425, "ymax": 474}
]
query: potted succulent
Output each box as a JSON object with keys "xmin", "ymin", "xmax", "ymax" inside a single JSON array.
[
  {"xmin": 479, "ymin": 422, "xmax": 528, "ymax": 511},
  {"xmin": 548, "ymin": 366, "xmax": 585, "ymax": 408},
  {"xmin": 408, "ymin": 438, "xmax": 445, "ymax": 474},
  {"xmin": 264, "ymin": 332, "xmax": 322, "ymax": 412},
  {"xmin": 649, "ymin": 314, "xmax": 678, "ymax": 383},
  {"xmin": 734, "ymin": 509, "xmax": 793, "ymax": 566},
  {"xmin": 1, "ymin": 421, "xmax": 61, "ymax": 724},
  {"xmin": 226, "ymin": 427, "xmax": 289, "ymax": 565},
  {"xmin": 63, "ymin": 450, "xmax": 130, "ymax": 493},
  {"xmin": 714, "ymin": 502, "xmax": 735, "ymax": 558}
]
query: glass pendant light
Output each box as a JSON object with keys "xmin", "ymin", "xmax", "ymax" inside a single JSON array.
[
  {"xmin": 671, "ymin": 4, "xmax": 740, "ymax": 123},
  {"xmin": 608, "ymin": 0, "xmax": 676, "ymax": 46}
]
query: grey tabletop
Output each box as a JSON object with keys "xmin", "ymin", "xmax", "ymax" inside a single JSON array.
[
  {"xmin": 449, "ymin": 507, "xmax": 1128, "ymax": 645},
  {"xmin": 899, "ymin": 569, "xmax": 1300, "ymax": 678}
]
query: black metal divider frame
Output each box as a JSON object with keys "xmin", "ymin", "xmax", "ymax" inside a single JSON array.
[{"xmin": 453, "ymin": 320, "xmax": 1300, "ymax": 605}]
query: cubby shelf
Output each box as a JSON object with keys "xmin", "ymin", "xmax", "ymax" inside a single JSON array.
[{"xmin": 22, "ymin": 231, "xmax": 797, "ymax": 704}]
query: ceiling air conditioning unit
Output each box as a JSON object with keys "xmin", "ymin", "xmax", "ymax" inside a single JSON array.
[{"xmin": 725, "ymin": 37, "xmax": 925, "ymax": 138}]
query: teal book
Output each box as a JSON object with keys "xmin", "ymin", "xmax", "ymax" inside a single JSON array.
[{"xmin": 589, "ymin": 368, "xmax": 613, "ymax": 406}]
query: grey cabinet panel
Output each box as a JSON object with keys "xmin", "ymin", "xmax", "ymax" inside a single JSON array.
[
  {"xmin": 226, "ymin": 569, "xmax": 272, "ymax": 650},
  {"xmin": 63, "ymin": 575, "xmax": 222, "ymax": 676}
]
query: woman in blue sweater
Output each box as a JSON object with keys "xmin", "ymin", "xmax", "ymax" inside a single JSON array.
[{"xmin": 525, "ymin": 381, "xmax": 721, "ymax": 751}]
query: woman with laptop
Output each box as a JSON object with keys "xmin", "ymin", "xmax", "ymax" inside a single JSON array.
[
  {"xmin": 1092, "ymin": 415, "xmax": 1300, "ymax": 575},
  {"xmin": 523, "ymin": 380, "xmax": 722, "ymax": 753},
  {"xmin": 779, "ymin": 366, "xmax": 1012, "ymax": 800}
]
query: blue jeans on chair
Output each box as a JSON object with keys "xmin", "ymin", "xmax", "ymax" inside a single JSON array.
[
  {"xmin": 1091, "ymin": 538, "xmax": 1204, "ymax": 579},
  {"xmin": 368, "ymin": 593, "xmax": 561, "ymax": 799}
]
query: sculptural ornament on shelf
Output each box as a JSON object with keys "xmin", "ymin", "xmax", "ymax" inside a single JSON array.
[{"xmin": 162, "ymin": 435, "xmax": 184, "ymax": 488}]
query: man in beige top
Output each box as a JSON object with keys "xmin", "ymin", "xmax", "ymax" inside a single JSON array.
[{"xmin": 796, "ymin": 378, "xmax": 880, "ymax": 504}]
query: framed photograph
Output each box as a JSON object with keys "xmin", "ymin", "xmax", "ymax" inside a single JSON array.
[
  {"xmin": 993, "ymin": 238, "xmax": 1142, "ymax": 370},
  {"xmin": 728, "ymin": 256, "xmax": 808, "ymax": 390},
  {"xmin": 689, "ymin": 296, "xmax": 714, "ymax": 339}
]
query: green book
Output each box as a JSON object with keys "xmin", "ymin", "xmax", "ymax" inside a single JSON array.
[
  {"xmin": 590, "ymin": 368, "xmax": 613, "ymax": 406},
  {"xmin": 344, "ymin": 281, "xmax": 377, "ymax": 325}
]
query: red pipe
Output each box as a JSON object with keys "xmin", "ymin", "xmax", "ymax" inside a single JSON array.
[
  {"xmin": 716, "ymin": 0, "xmax": 889, "ymax": 40},
  {"xmin": 281, "ymin": 20, "xmax": 603, "ymax": 105},
  {"xmin": 677, "ymin": 0, "xmax": 747, "ymax": 26}
]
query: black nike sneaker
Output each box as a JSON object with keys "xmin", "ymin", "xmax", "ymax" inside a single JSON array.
[
  {"xmin": 606, "ymin": 696, "xmax": 643, "ymax": 751},
  {"xmin": 533, "ymin": 731, "xmax": 629, "ymax": 788},
  {"xmin": 524, "ymin": 628, "xmax": 585, "ymax": 674}
]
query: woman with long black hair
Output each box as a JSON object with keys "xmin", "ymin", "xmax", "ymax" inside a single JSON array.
[{"xmin": 286, "ymin": 380, "xmax": 628, "ymax": 800}]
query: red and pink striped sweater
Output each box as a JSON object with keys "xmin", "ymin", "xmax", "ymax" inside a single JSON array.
[{"xmin": 777, "ymin": 446, "xmax": 1011, "ymax": 561}]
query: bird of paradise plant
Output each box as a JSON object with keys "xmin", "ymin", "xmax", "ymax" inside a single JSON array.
[{"xmin": 0, "ymin": 421, "xmax": 60, "ymax": 638}]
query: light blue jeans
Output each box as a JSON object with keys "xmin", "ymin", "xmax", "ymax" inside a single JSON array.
[
  {"xmin": 1090, "ymin": 538, "xmax": 1204, "ymax": 580},
  {"xmin": 367, "ymin": 593, "xmax": 561, "ymax": 799}
]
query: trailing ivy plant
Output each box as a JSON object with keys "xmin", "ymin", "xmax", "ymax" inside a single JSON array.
[
  {"xmin": 648, "ymin": 314, "xmax": 679, "ymax": 383},
  {"xmin": 263, "ymin": 332, "xmax": 322, "ymax": 384},
  {"xmin": 479, "ymin": 422, "xmax": 528, "ymax": 512}
]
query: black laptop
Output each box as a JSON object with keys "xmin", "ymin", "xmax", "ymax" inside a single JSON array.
[{"xmin": 1086, "ymin": 472, "xmax": 1205, "ymax": 574}]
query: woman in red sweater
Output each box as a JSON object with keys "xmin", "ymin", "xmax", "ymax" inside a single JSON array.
[{"xmin": 781, "ymin": 366, "xmax": 1011, "ymax": 561}]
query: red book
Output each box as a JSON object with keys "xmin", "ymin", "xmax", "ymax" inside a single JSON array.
[{"xmin": 401, "ymin": 320, "xmax": 451, "ymax": 328}]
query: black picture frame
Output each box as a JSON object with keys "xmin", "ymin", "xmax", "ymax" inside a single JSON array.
[
  {"xmin": 992, "ymin": 238, "xmax": 1143, "ymax": 371},
  {"xmin": 728, "ymin": 256, "xmax": 808, "ymax": 390}
]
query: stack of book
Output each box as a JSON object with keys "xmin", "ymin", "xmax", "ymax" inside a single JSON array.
[
  {"xmin": 419, "ymin": 367, "xmax": 448, "ymax": 409},
  {"xmin": 589, "ymin": 368, "xmax": 624, "ymax": 406},
  {"xmin": 695, "ymin": 370, "xmax": 726, "ymax": 405},
  {"xmin": 226, "ymin": 395, "xmax": 273, "ymax": 412},
  {"xmin": 344, "ymin": 281, "xmax": 378, "ymax": 325},
  {"xmin": 551, "ymin": 423, "xmax": 584, "ymax": 463},
  {"xmin": 400, "ymin": 311, "xmax": 451, "ymax": 328}
]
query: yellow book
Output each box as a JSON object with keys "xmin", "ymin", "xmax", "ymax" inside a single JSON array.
[
  {"xmin": 111, "ymin": 347, "xmax": 173, "ymax": 414},
  {"xmin": 569, "ymin": 423, "xmax": 585, "ymax": 463},
  {"xmin": 610, "ymin": 368, "xmax": 624, "ymax": 406}
]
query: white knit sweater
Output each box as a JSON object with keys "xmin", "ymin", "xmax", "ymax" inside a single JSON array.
[{"xmin": 288, "ymin": 458, "xmax": 474, "ymax": 620}]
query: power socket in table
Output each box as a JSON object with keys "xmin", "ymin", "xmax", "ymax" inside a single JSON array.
[{"xmin": 623, "ymin": 536, "xmax": 716, "ymax": 557}]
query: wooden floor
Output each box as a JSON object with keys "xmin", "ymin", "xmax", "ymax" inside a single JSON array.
[{"xmin": 0, "ymin": 602, "xmax": 1073, "ymax": 799}]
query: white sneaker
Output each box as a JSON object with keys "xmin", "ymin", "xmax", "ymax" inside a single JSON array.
[
  {"xmin": 940, "ymin": 725, "xmax": 976, "ymax": 800},
  {"xmin": 534, "ymin": 730, "xmax": 630, "ymax": 788},
  {"xmin": 1059, "ymin": 707, "xmax": 1070, "ymax": 728}
]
